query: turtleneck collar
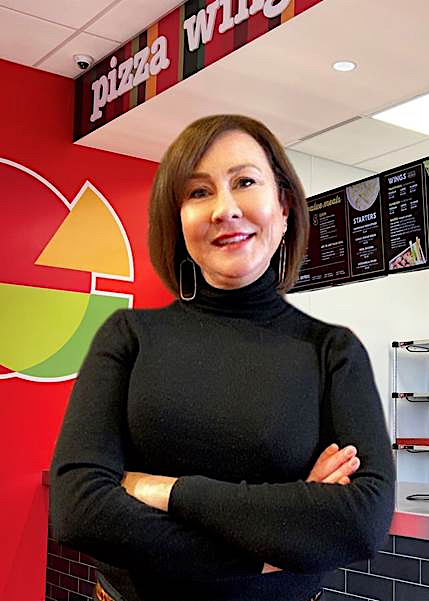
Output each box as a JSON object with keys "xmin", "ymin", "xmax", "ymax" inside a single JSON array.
[{"xmin": 181, "ymin": 267, "xmax": 290, "ymax": 322}]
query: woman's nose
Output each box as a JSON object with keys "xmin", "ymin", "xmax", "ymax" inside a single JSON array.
[{"xmin": 211, "ymin": 190, "xmax": 243, "ymax": 223}]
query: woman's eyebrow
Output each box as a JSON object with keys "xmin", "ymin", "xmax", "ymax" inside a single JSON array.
[
  {"xmin": 187, "ymin": 172, "xmax": 211, "ymax": 181},
  {"xmin": 188, "ymin": 164, "xmax": 262, "ymax": 180},
  {"xmin": 227, "ymin": 163, "xmax": 262, "ymax": 175}
]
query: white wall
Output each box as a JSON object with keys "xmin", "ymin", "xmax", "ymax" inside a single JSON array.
[
  {"xmin": 286, "ymin": 148, "xmax": 375, "ymax": 197},
  {"xmin": 286, "ymin": 149, "xmax": 429, "ymax": 484}
]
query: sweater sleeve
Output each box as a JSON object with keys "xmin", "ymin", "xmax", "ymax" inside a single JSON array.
[
  {"xmin": 50, "ymin": 310, "xmax": 263, "ymax": 581},
  {"xmin": 168, "ymin": 327, "xmax": 395, "ymax": 573}
]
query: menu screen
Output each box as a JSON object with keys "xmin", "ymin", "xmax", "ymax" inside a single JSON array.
[
  {"xmin": 292, "ymin": 156, "xmax": 429, "ymax": 294},
  {"xmin": 382, "ymin": 162, "xmax": 428, "ymax": 272},
  {"xmin": 345, "ymin": 176, "xmax": 385, "ymax": 278},
  {"xmin": 294, "ymin": 189, "xmax": 350, "ymax": 289}
]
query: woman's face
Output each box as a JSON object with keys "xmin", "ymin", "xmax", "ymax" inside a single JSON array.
[{"xmin": 180, "ymin": 130, "xmax": 288, "ymax": 290}]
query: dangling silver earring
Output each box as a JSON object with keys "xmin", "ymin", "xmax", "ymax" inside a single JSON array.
[
  {"xmin": 179, "ymin": 257, "xmax": 197, "ymax": 301},
  {"xmin": 278, "ymin": 234, "xmax": 287, "ymax": 285}
]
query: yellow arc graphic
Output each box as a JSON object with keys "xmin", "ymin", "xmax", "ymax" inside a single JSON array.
[{"xmin": 35, "ymin": 186, "xmax": 130, "ymax": 276}]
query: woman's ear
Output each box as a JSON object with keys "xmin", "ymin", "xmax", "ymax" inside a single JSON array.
[{"xmin": 279, "ymin": 189, "xmax": 290, "ymax": 218}]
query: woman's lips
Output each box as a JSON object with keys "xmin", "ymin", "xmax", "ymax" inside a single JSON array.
[{"xmin": 212, "ymin": 233, "xmax": 255, "ymax": 247}]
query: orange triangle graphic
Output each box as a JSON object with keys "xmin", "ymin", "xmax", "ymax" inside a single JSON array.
[{"xmin": 36, "ymin": 184, "xmax": 131, "ymax": 277}]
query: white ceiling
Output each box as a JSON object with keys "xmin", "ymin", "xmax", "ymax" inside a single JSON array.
[
  {"xmin": 1, "ymin": 0, "xmax": 429, "ymax": 173},
  {"xmin": 0, "ymin": 0, "xmax": 183, "ymax": 77}
]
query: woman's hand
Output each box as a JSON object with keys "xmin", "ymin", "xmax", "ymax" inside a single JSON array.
[
  {"xmin": 306, "ymin": 443, "xmax": 360, "ymax": 485},
  {"xmin": 123, "ymin": 445, "xmax": 359, "ymax": 576},
  {"xmin": 121, "ymin": 472, "xmax": 177, "ymax": 512},
  {"xmin": 262, "ymin": 444, "xmax": 360, "ymax": 575},
  {"xmin": 262, "ymin": 563, "xmax": 283, "ymax": 573},
  {"xmin": 123, "ymin": 472, "xmax": 282, "ymax": 577}
]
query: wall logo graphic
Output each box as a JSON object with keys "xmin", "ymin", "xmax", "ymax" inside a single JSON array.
[{"xmin": 0, "ymin": 158, "xmax": 134, "ymax": 382}]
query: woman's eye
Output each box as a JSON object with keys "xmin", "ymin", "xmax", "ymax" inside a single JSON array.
[
  {"xmin": 236, "ymin": 177, "xmax": 255, "ymax": 188},
  {"xmin": 188, "ymin": 187, "xmax": 209, "ymax": 199}
]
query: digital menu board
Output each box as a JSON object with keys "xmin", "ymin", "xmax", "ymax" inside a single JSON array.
[
  {"xmin": 345, "ymin": 176, "xmax": 385, "ymax": 279},
  {"xmin": 292, "ymin": 157, "xmax": 429, "ymax": 293},
  {"xmin": 294, "ymin": 189, "xmax": 350, "ymax": 290},
  {"xmin": 382, "ymin": 161, "xmax": 428, "ymax": 273}
]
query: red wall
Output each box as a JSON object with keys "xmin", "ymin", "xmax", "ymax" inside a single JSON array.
[{"xmin": 0, "ymin": 59, "xmax": 171, "ymax": 601}]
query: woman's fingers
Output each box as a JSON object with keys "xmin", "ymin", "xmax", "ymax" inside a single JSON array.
[
  {"xmin": 262, "ymin": 563, "xmax": 282, "ymax": 573},
  {"xmin": 307, "ymin": 444, "xmax": 357, "ymax": 483},
  {"xmin": 319, "ymin": 443, "xmax": 340, "ymax": 461},
  {"xmin": 306, "ymin": 443, "xmax": 339, "ymax": 482},
  {"xmin": 338, "ymin": 476, "xmax": 350, "ymax": 485},
  {"xmin": 322, "ymin": 456, "xmax": 360, "ymax": 484}
]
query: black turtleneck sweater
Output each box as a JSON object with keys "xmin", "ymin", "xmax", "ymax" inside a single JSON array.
[{"xmin": 50, "ymin": 269, "xmax": 394, "ymax": 601}]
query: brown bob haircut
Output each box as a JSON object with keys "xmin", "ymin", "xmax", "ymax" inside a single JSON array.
[{"xmin": 149, "ymin": 114, "xmax": 309, "ymax": 295}]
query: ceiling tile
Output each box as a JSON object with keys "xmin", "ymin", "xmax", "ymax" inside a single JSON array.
[
  {"xmin": 86, "ymin": 0, "xmax": 183, "ymax": 42},
  {"xmin": 38, "ymin": 32, "xmax": 119, "ymax": 78},
  {"xmin": 210, "ymin": 0, "xmax": 429, "ymax": 143},
  {"xmin": 0, "ymin": 7, "xmax": 74, "ymax": 65},
  {"xmin": 66, "ymin": 0, "xmax": 429, "ymax": 171},
  {"xmin": 289, "ymin": 118, "xmax": 427, "ymax": 165},
  {"xmin": 267, "ymin": 0, "xmax": 429, "ymax": 117},
  {"xmin": 0, "ymin": 0, "xmax": 118, "ymax": 30},
  {"xmin": 356, "ymin": 140, "xmax": 429, "ymax": 173}
]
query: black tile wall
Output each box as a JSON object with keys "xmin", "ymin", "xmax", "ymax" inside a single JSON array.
[
  {"xmin": 70, "ymin": 561, "xmax": 89, "ymax": 580},
  {"xmin": 61, "ymin": 546, "xmax": 80, "ymax": 561},
  {"xmin": 422, "ymin": 560, "xmax": 429, "ymax": 585},
  {"xmin": 46, "ymin": 532, "xmax": 429, "ymax": 601},
  {"xmin": 379, "ymin": 536, "xmax": 394, "ymax": 553},
  {"xmin": 322, "ymin": 535, "xmax": 429, "ymax": 601},
  {"xmin": 345, "ymin": 558, "xmax": 369, "ymax": 573},
  {"xmin": 347, "ymin": 572, "xmax": 393, "ymax": 601},
  {"xmin": 370, "ymin": 552, "xmax": 420, "ymax": 582},
  {"xmin": 395, "ymin": 581, "xmax": 429, "ymax": 601},
  {"xmin": 46, "ymin": 521, "xmax": 96, "ymax": 601},
  {"xmin": 79, "ymin": 579, "xmax": 95, "ymax": 597},
  {"xmin": 322, "ymin": 569, "xmax": 345, "ymax": 591},
  {"xmin": 396, "ymin": 535, "xmax": 429, "ymax": 560},
  {"xmin": 68, "ymin": 593, "xmax": 89, "ymax": 601},
  {"xmin": 324, "ymin": 591, "xmax": 367, "ymax": 601}
]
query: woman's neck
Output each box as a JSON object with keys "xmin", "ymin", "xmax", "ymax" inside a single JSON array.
[{"xmin": 183, "ymin": 267, "xmax": 289, "ymax": 322}]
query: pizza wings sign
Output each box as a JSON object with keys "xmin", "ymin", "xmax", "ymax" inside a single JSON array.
[
  {"xmin": 90, "ymin": 38, "xmax": 170, "ymax": 122},
  {"xmin": 90, "ymin": 0, "xmax": 292, "ymax": 123},
  {"xmin": 183, "ymin": 0, "xmax": 292, "ymax": 50}
]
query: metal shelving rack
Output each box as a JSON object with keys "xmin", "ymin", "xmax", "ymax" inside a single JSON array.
[{"xmin": 392, "ymin": 339, "xmax": 429, "ymax": 504}]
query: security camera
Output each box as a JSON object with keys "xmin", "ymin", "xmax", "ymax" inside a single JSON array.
[{"xmin": 73, "ymin": 54, "xmax": 94, "ymax": 70}]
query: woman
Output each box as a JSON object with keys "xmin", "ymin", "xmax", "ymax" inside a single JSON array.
[{"xmin": 50, "ymin": 115, "xmax": 395, "ymax": 601}]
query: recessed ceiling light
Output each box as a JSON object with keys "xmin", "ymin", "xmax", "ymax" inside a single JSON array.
[
  {"xmin": 372, "ymin": 93, "xmax": 429, "ymax": 135},
  {"xmin": 332, "ymin": 60, "xmax": 357, "ymax": 72}
]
